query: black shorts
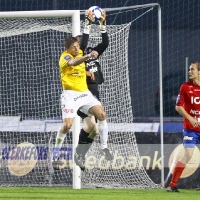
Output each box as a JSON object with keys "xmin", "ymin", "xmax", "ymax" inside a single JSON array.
[
  {"xmin": 77, "ymin": 110, "xmax": 98, "ymax": 123},
  {"xmin": 77, "ymin": 109, "xmax": 89, "ymax": 119}
]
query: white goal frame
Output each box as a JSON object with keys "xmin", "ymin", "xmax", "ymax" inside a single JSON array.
[
  {"xmin": 0, "ymin": 3, "xmax": 163, "ymax": 189},
  {"xmin": 80, "ymin": 2, "xmax": 164, "ymax": 187}
]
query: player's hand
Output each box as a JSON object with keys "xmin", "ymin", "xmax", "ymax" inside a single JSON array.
[
  {"xmin": 87, "ymin": 50, "xmax": 98, "ymax": 59},
  {"xmin": 99, "ymin": 10, "xmax": 106, "ymax": 31},
  {"xmin": 90, "ymin": 50, "xmax": 99, "ymax": 58},
  {"xmin": 189, "ymin": 117, "xmax": 200, "ymax": 128},
  {"xmin": 100, "ymin": 10, "xmax": 106, "ymax": 22},
  {"xmin": 85, "ymin": 9, "xmax": 95, "ymax": 29},
  {"xmin": 86, "ymin": 71, "xmax": 95, "ymax": 80}
]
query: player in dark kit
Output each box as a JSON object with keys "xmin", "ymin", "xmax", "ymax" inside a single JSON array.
[
  {"xmin": 74, "ymin": 10, "xmax": 113, "ymax": 171},
  {"xmin": 166, "ymin": 62, "xmax": 200, "ymax": 192}
]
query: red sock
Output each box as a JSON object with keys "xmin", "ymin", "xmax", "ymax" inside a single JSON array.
[{"xmin": 169, "ymin": 161, "xmax": 185, "ymax": 187}]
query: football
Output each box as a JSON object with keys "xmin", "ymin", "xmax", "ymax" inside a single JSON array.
[{"xmin": 89, "ymin": 6, "xmax": 102, "ymax": 22}]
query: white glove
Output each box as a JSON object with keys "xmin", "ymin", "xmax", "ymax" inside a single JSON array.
[
  {"xmin": 85, "ymin": 9, "xmax": 94, "ymax": 30},
  {"xmin": 99, "ymin": 10, "xmax": 106, "ymax": 31}
]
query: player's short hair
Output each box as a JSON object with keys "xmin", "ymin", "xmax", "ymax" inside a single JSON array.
[
  {"xmin": 191, "ymin": 61, "xmax": 200, "ymax": 71},
  {"xmin": 64, "ymin": 36, "xmax": 78, "ymax": 49}
]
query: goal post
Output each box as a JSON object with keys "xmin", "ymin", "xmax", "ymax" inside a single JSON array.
[
  {"xmin": 0, "ymin": 10, "xmax": 81, "ymax": 37},
  {"xmin": 99, "ymin": 3, "xmax": 164, "ymax": 185},
  {"xmin": 0, "ymin": 4, "xmax": 163, "ymax": 189},
  {"xmin": 78, "ymin": 4, "xmax": 163, "ymax": 188},
  {"xmin": 0, "ymin": 9, "xmax": 81, "ymax": 189}
]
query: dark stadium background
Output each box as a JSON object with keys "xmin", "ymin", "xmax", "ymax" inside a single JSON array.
[{"xmin": 0, "ymin": 0, "xmax": 199, "ymax": 118}]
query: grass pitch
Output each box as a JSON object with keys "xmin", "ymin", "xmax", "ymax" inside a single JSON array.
[{"xmin": 0, "ymin": 187, "xmax": 199, "ymax": 200}]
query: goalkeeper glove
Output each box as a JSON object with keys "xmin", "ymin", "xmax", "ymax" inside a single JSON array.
[
  {"xmin": 99, "ymin": 10, "xmax": 106, "ymax": 31},
  {"xmin": 85, "ymin": 10, "xmax": 94, "ymax": 30}
]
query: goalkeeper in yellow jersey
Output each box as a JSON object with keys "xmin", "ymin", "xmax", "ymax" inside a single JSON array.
[{"xmin": 52, "ymin": 9, "xmax": 112, "ymax": 170}]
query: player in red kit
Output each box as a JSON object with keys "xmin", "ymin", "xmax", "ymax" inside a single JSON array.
[{"xmin": 166, "ymin": 62, "xmax": 200, "ymax": 192}]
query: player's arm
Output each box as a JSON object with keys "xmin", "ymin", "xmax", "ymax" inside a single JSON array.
[
  {"xmin": 68, "ymin": 52, "xmax": 97, "ymax": 66},
  {"xmin": 176, "ymin": 106, "xmax": 200, "ymax": 128},
  {"xmin": 79, "ymin": 10, "xmax": 94, "ymax": 51},
  {"xmin": 93, "ymin": 32, "xmax": 109, "ymax": 56},
  {"xmin": 79, "ymin": 33, "xmax": 89, "ymax": 51},
  {"xmin": 93, "ymin": 10, "xmax": 109, "ymax": 56},
  {"xmin": 86, "ymin": 71, "xmax": 95, "ymax": 80},
  {"xmin": 175, "ymin": 106, "xmax": 193, "ymax": 121},
  {"xmin": 175, "ymin": 85, "xmax": 190, "ymax": 119}
]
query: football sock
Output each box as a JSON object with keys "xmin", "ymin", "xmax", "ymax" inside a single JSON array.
[
  {"xmin": 169, "ymin": 161, "xmax": 185, "ymax": 187},
  {"xmin": 98, "ymin": 119, "xmax": 108, "ymax": 149},
  {"xmin": 53, "ymin": 130, "xmax": 66, "ymax": 158},
  {"xmin": 76, "ymin": 128, "xmax": 90, "ymax": 155},
  {"xmin": 82, "ymin": 137, "xmax": 94, "ymax": 157}
]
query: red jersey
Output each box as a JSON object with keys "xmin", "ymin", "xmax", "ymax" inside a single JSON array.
[{"xmin": 176, "ymin": 80, "xmax": 200, "ymax": 131}]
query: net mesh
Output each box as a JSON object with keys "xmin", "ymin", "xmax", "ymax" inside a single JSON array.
[{"xmin": 0, "ymin": 6, "xmax": 161, "ymax": 188}]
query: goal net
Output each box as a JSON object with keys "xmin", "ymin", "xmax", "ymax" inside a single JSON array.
[{"xmin": 0, "ymin": 5, "xmax": 162, "ymax": 188}]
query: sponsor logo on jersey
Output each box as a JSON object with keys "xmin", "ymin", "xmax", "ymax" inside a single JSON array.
[
  {"xmin": 87, "ymin": 48, "xmax": 92, "ymax": 53},
  {"xmin": 64, "ymin": 55, "xmax": 71, "ymax": 60},
  {"xmin": 86, "ymin": 47, "xmax": 93, "ymax": 54},
  {"xmin": 191, "ymin": 96, "xmax": 200, "ymax": 104},
  {"xmin": 89, "ymin": 66, "xmax": 98, "ymax": 73},
  {"xmin": 194, "ymin": 89, "xmax": 200, "ymax": 91},
  {"xmin": 183, "ymin": 136, "xmax": 193, "ymax": 140},
  {"xmin": 190, "ymin": 109, "xmax": 200, "ymax": 115},
  {"xmin": 86, "ymin": 59, "xmax": 99, "ymax": 67}
]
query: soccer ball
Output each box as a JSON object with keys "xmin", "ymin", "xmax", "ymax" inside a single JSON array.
[{"xmin": 89, "ymin": 6, "xmax": 102, "ymax": 22}]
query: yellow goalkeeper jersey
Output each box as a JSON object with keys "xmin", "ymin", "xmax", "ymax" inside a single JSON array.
[{"xmin": 59, "ymin": 50, "xmax": 88, "ymax": 92}]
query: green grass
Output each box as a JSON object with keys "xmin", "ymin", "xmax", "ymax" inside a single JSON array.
[{"xmin": 0, "ymin": 187, "xmax": 199, "ymax": 200}]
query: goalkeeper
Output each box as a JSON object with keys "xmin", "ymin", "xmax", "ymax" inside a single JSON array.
[{"xmin": 74, "ymin": 9, "xmax": 113, "ymax": 171}]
